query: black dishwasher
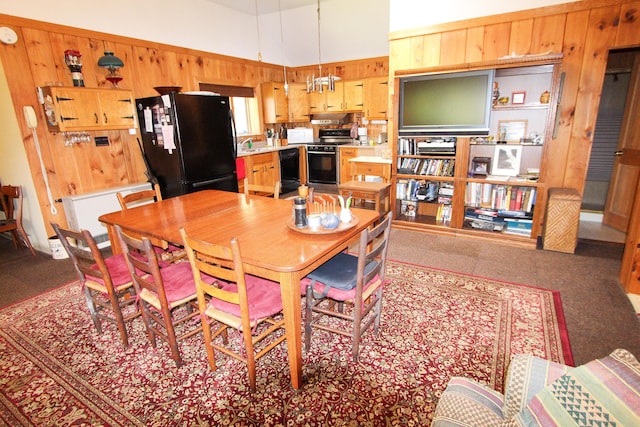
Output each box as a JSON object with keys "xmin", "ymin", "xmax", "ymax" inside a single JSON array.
[{"xmin": 279, "ymin": 148, "xmax": 300, "ymax": 194}]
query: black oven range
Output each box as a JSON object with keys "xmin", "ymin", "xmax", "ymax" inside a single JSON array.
[{"xmin": 306, "ymin": 128, "xmax": 354, "ymax": 185}]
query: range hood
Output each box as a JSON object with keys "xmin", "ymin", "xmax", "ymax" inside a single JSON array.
[{"xmin": 310, "ymin": 113, "xmax": 349, "ymax": 125}]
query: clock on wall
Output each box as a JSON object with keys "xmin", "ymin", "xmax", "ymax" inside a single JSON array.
[{"xmin": 0, "ymin": 27, "xmax": 18, "ymax": 45}]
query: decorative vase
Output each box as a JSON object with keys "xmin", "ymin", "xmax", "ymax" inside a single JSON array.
[{"xmin": 339, "ymin": 208, "xmax": 352, "ymax": 224}]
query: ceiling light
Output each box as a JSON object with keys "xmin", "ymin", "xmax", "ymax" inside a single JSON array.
[{"xmin": 307, "ymin": 0, "xmax": 339, "ymax": 93}]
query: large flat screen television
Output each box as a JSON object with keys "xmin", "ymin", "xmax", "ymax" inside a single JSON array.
[{"xmin": 398, "ymin": 69, "xmax": 494, "ymax": 137}]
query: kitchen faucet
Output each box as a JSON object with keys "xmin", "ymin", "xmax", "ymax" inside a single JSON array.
[{"xmin": 238, "ymin": 137, "xmax": 253, "ymax": 149}]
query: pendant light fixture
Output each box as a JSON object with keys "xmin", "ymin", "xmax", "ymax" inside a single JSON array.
[
  {"xmin": 307, "ymin": 0, "xmax": 339, "ymax": 93},
  {"xmin": 255, "ymin": 0, "xmax": 262, "ymax": 62},
  {"xmin": 278, "ymin": 0, "xmax": 289, "ymax": 96}
]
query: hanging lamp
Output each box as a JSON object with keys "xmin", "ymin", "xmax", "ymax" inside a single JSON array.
[{"xmin": 307, "ymin": 0, "xmax": 339, "ymax": 93}]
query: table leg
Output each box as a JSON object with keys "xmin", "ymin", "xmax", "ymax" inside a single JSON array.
[
  {"xmin": 105, "ymin": 223, "xmax": 122, "ymax": 255},
  {"xmin": 279, "ymin": 271, "xmax": 303, "ymax": 389}
]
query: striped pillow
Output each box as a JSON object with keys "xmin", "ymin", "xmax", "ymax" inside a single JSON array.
[
  {"xmin": 431, "ymin": 377, "xmax": 504, "ymax": 427},
  {"xmin": 510, "ymin": 349, "xmax": 640, "ymax": 426}
]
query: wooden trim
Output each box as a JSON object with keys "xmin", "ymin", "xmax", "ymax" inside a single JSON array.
[
  {"xmin": 394, "ymin": 53, "xmax": 564, "ymax": 76},
  {"xmin": 388, "ymin": 0, "xmax": 635, "ymax": 41}
]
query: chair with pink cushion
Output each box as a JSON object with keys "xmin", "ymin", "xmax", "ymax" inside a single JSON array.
[
  {"xmin": 180, "ymin": 228, "xmax": 286, "ymax": 392},
  {"xmin": 51, "ymin": 222, "xmax": 140, "ymax": 347},
  {"xmin": 300, "ymin": 212, "xmax": 392, "ymax": 362},
  {"xmin": 115, "ymin": 225, "xmax": 204, "ymax": 367},
  {"xmin": 116, "ymin": 183, "xmax": 185, "ymax": 263}
]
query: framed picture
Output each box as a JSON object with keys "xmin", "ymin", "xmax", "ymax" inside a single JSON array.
[
  {"xmin": 498, "ymin": 119, "xmax": 528, "ymax": 143},
  {"xmin": 511, "ymin": 91, "xmax": 526, "ymax": 104},
  {"xmin": 492, "ymin": 145, "xmax": 522, "ymax": 176},
  {"xmin": 471, "ymin": 156, "xmax": 491, "ymax": 177}
]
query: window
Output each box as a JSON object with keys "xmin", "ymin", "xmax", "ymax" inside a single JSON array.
[
  {"xmin": 231, "ymin": 96, "xmax": 260, "ymax": 136},
  {"xmin": 199, "ymin": 83, "xmax": 261, "ymax": 137}
]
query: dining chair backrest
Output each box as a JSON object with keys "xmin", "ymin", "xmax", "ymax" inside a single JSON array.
[
  {"xmin": 243, "ymin": 177, "xmax": 281, "ymax": 199},
  {"xmin": 180, "ymin": 228, "xmax": 287, "ymax": 391},
  {"xmin": 115, "ymin": 224, "xmax": 166, "ymax": 304},
  {"xmin": 51, "ymin": 222, "xmax": 139, "ymax": 347},
  {"xmin": 302, "ymin": 211, "xmax": 393, "ymax": 362},
  {"xmin": 115, "ymin": 224, "xmax": 200, "ymax": 366},
  {"xmin": 0, "ymin": 184, "xmax": 36, "ymax": 256},
  {"xmin": 117, "ymin": 183, "xmax": 162, "ymax": 210}
]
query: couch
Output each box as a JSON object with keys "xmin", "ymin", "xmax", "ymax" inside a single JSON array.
[{"xmin": 431, "ymin": 348, "xmax": 640, "ymax": 426}]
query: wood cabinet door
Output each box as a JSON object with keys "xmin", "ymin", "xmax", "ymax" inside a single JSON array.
[
  {"xmin": 339, "ymin": 147, "xmax": 358, "ymax": 183},
  {"xmin": 288, "ymin": 83, "xmax": 310, "ymax": 122},
  {"xmin": 97, "ymin": 90, "xmax": 135, "ymax": 129},
  {"xmin": 261, "ymin": 82, "xmax": 289, "ymax": 124},
  {"xmin": 248, "ymin": 152, "xmax": 278, "ymax": 186},
  {"xmin": 324, "ymin": 81, "xmax": 344, "ymax": 112},
  {"xmin": 363, "ymin": 77, "xmax": 388, "ymax": 120},
  {"xmin": 343, "ymin": 80, "xmax": 363, "ymax": 111},
  {"xmin": 51, "ymin": 87, "xmax": 102, "ymax": 130}
]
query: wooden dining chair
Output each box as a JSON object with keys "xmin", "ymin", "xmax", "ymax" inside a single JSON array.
[
  {"xmin": 115, "ymin": 225, "xmax": 203, "ymax": 367},
  {"xmin": 243, "ymin": 177, "xmax": 281, "ymax": 199},
  {"xmin": 116, "ymin": 183, "xmax": 163, "ymax": 210},
  {"xmin": 0, "ymin": 185, "xmax": 36, "ymax": 256},
  {"xmin": 180, "ymin": 228, "xmax": 287, "ymax": 392},
  {"xmin": 51, "ymin": 222, "xmax": 140, "ymax": 347},
  {"xmin": 300, "ymin": 211, "xmax": 392, "ymax": 362},
  {"xmin": 117, "ymin": 183, "xmax": 185, "ymax": 262}
]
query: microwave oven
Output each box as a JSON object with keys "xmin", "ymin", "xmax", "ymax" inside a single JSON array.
[{"xmin": 287, "ymin": 128, "xmax": 314, "ymax": 144}]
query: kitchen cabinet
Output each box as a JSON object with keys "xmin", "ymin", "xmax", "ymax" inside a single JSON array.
[
  {"xmin": 308, "ymin": 81, "xmax": 343, "ymax": 113},
  {"xmin": 41, "ymin": 86, "xmax": 135, "ymax": 131},
  {"xmin": 362, "ymin": 77, "xmax": 389, "ymax": 120},
  {"xmin": 244, "ymin": 151, "xmax": 280, "ymax": 188},
  {"xmin": 308, "ymin": 80, "xmax": 363, "ymax": 114},
  {"xmin": 342, "ymin": 80, "xmax": 363, "ymax": 111},
  {"xmin": 287, "ymin": 83, "xmax": 310, "ymax": 122},
  {"xmin": 261, "ymin": 82, "xmax": 289, "ymax": 124}
]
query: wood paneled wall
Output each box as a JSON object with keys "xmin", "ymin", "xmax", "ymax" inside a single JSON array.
[
  {"xmin": 0, "ymin": 14, "xmax": 388, "ymax": 235},
  {"xmin": 388, "ymin": 0, "xmax": 640, "ymax": 194}
]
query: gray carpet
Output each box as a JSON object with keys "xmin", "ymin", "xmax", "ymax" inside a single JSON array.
[{"xmin": 2, "ymin": 228, "xmax": 639, "ymax": 367}]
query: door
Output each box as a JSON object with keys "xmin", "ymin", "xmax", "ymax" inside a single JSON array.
[
  {"xmin": 603, "ymin": 53, "xmax": 640, "ymax": 231},
  {"xmin": 172, "ymin": 94, "xmax": 236, "ymax": 186}
]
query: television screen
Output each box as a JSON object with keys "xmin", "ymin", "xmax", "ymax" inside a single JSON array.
[{"xmin": 399, "ymin": 69, "xmax": 494, "ymax": 136}]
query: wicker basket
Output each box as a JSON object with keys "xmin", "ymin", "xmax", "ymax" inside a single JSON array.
[{"xmin": 543, "ymin": 187, "xmax": 581, "ymax": 253}]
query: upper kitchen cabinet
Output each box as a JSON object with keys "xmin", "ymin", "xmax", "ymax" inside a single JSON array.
[
  {"xmin": 308, "ymin": 80, "xmax": 363, "ymax": 113},
  {"xmin": 287, "ymin": 83, "xmax": 310, "ymax": 122},
  {"xmin": 342, "ymin": 80, "xmax": 363, "ymax": 111},
  {"xmin": 362, "ymin": 77, "xmax": 389, "ymax": 120},
  {"xmin": 261, "ymin": 82, "xmax": 289, "ymax": 124},
  {"xmin": 41, "ymin": 86, "xmax": 135, "ymax": 132},
  {"xmin": 308, "ymin": 81, "xmax": 343, "ymax": 113}
]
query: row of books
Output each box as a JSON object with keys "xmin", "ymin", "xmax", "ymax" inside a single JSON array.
[
  {"xmin": 463, "ymin": 208, "xmax": 532, "ymax": 235},
  {"xmin": 396, "ymin": 179, "xmax": 454, "ymax": 203},
  {"xmin": 465, "ymin": 182, "xmax": 536, "ymax": 213},
  {"xmin": 397, "ymin": 157, "xmax": 455, "ymax": 177}
]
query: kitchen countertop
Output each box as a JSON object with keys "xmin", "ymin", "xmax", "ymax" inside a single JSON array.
[{"xmin": 237, "ymin": 144, "xmax": 301, "ymax": 157}]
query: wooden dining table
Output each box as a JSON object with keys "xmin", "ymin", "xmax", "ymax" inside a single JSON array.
[{"xmin": 99, "ymin": 189, "xmax": 380, "ymax": 389}]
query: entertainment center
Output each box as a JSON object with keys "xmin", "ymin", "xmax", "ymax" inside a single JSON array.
[{"xmin": 391, "ymin": 54, "xmax": 563, "ymax": 248}]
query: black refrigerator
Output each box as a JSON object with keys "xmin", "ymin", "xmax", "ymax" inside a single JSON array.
[{"xmin": 136, "ymin": 93, "xmax": 238, "ymax": 199}]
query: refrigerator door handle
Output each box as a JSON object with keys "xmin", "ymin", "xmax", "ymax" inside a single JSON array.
[{"xmin": 191, "ymin": 177, "xmax": 232, "ymax": 188}]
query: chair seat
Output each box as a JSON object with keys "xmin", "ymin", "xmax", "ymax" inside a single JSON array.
[
  {"xmin": 87, "ymin": 254, "xmax": 132, "ymax": 287},
  {"xmin": 301, "ymin": 275, "xmax": 382, "ymax": 301},
  {"xmin": 139, "ymin": 262, "xmax": 205, "ymax": 309},
  {"xmin": 207, "ymin": 275, "xmax": 283, "ymax": 328}
]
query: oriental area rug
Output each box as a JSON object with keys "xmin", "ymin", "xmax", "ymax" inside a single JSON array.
[{"xmin": 0, "ymin": 260, "xmax": 572, "ymax": 426}]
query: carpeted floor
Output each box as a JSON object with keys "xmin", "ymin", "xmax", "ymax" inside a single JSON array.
[{"xmin": 0, "ymin": 260, "xmax": 570, "ymax": 426}]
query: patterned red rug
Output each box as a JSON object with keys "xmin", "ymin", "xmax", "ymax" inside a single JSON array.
[{"xmin": 0, "ymin": 260, "xmax": 572, "ymax": 426}]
